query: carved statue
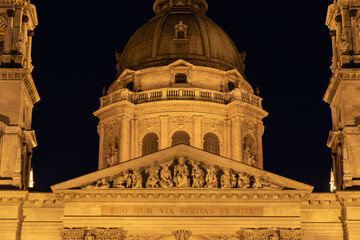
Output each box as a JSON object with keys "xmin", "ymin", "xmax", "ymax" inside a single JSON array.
[
  {"xmin": 261, "ymin": 179, "xmax": 282, "ymax": 190},
  {"xmin": 131, "ymin": 170, "xmax": 143, "ymax": 188},
  {"xmin": 113, "ymin": 173, "xmax": 126, "ymax": 188},
  {"xmin": 96, "ymin": 178, "xmax": 110, "ymax": 189},
  {"xmin": 230, "ymin": 172, "xmax": 237, "ymax": 188},
  {"xmin": 220, "ymin": 170, "xmax": 231, "ymax": 189},
  {"xmin": 146, "ymin": 166, "xmax": 160, "ymax": 188},
  {"xmin": 243, "ymin": 145, "xmax": 255, "ymax": 165},
  {"xmin": 238, "ymin": 173, "xmax": 250, "ymax": 188},
  {"xmin": 252, "ymin": 176, "xmax": 262, "ymax": 189},
  {"xmin": 125, "ymin": 170, "xmax": 132, "ymax": 188},
  {"xmin": 159, "ymin": 163, "xmax": 174, "ymax": 188},
  {"xmin": 205, "ymin": 166, "xmax": 218, "ymax": 188},
  {"xmin": 174, "ymin": 157, "xmax": 190, "ymax": 188},
  {"xmin": 109, "ymin": 147, "xmax": 118, "ymax": 166},
  {"xmin": 191, "ymin": 162, "xmax": 205, "ymax": 188}
]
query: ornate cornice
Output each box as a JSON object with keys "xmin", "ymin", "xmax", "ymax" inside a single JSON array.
[{"xmin": 54, "ymin": 189, "xmax": 308, "ymax": 204}]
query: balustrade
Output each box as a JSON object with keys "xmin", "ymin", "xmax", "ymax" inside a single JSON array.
[{"xmin": 100, "ymin": 88, "xmax": 262, "ymax": 108}]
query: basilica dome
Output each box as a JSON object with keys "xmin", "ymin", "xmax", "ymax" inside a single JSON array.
[{"xmin": 116, "ymin": 0, "xmax": 245, "ymax": 77}]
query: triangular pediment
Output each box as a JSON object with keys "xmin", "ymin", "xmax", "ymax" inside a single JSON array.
[
  {"xmin": 168, "ymin": 59, "xmax": 195, "ymax": 68},
  {"xmin": 51, "ymin": 145, "xmax": 313, "ymax": 192}
]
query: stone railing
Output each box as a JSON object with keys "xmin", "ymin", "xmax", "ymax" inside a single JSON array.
[{"xmin": 100, "ymin": 88, "xmax": 262, "ymax": 109}]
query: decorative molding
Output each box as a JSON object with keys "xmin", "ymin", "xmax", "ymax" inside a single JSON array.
[
  {"xmin": 237, "ymin": 228, "xmax": 303, "ymax": 240},
  {"xmin": 60, "ymin": 228, "xmax": 127, "ymax": 240}
]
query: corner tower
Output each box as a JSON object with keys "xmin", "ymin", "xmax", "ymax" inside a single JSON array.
[
  {"xmin": 0, "ymin": 1, "xmax": 39, "ymax": 189},
  {"xmin": 94, "ymin": 0, "xmax": 268, "ymax": 169},
  {"xmin": 325, "ymin": 0, "xmax": 360, "ymax": 189}
]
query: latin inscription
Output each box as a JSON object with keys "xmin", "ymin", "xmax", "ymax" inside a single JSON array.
[{"xmin": 102, "ymin": 206, "xmax": 263, "ymax": 216}]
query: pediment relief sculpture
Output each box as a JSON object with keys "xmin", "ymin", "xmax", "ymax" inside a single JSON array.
[{"xmin": 81, "ymin": 156, "xmax": 284, "ymax": 190}]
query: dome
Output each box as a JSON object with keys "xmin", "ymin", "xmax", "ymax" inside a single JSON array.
[{"xmin": 116, "ymin": 0, "xmax": 245, "ymax": 77}]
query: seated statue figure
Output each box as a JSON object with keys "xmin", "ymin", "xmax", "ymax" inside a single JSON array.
[
  {"xmin": 205, "ymin": 166, "xmax": 218, "ymax": 188},
  {"xmin": 174, "ymin": 157, "xmax": 190, "ymax": 188},
  {"xmin": 192, "ymin": 163, "xmax": 205, "ymax": 188},
  {"xmin": 160, "ymin": 163, "xmax": 174, "ymax": 188},
  {"xmin": 221, "ymin": 170, "xmax": 231, "ymax": 188}
]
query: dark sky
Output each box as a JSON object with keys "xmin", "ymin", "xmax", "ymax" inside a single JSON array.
[{"xmin": 30, "ymin": 0, "xmax": 333, "ymax": 191}]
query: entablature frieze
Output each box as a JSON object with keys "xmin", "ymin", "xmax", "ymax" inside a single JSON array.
[
  {"xmin": 94, "ymin": 102, "xmax": 135, "ymax": 120},
  {"xmin": 135, "ymin": 101, "xmax": 228, "ymax": 117},
  {"xmin": 227, "ymin": 102, "xmax": 268, "ymax": 120},
  {"xmin": 0, "ymin": 68, "xmax": 40, "ymax": 104},
  {"xmin": 54, "ymin": 190, "xmax": 308, "ymax": 204},
  {"xmin": 58, "ymin": 228, "xmax": 304, "ymax": 240}
]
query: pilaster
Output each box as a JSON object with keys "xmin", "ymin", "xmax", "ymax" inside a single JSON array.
[
  {"xmin": 231, "ymin": 116, "xmax": 241, "ymax": 162},
  {"xmin": 160, "ymin": 116, "xmax": 169, "ymax": 150},
  {"xmin": 120, "ymin": 116, "xmax": 130, "ymax": 162},
  {"xmin": 193, "ymin": 115, "xmax": 202, "ymax": 149}
]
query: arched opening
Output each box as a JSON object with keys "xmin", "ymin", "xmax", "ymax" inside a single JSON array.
[
  {"xmin": 177, "ymin": 30, "xmax": 185, "ymax": 39},
  {"xmin": 203, "ymin": 133, "xmax": 220, "ymax": 155},
  {"xmin": 171, "ymin": 131, "xmax": 190, "ymax": 146},
  {"xmin": 228, "ymin": 81, "xmax": 235, "ymax": 91},
  {"xmin": 142, "ymin": 133, "xmax": 159, "ymax": 155}
]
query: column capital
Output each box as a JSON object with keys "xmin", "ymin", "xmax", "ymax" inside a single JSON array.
[{"xmin": 7, "ymin": 9, "xmax": 15, "ymax": 18}]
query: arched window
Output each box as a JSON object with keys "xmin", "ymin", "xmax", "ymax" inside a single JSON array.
[
  {"xmin": 203, "ymin": 133, "xmax": 220, "ymax": 155},
  {"xmin": 177, "ymin": 30, "xmax": 185, "ymax": 39},
  {"xmin": 171, "ymin": 131, "xmax": 190, "ymax": 146},
  {"xmin": 142, "ymin": 133, "xmax": 159, "ymax": 155}
]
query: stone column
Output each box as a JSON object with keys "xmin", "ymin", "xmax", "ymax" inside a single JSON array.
[
  {"xmin": 98, "ymin": 123, "xmax": 105, "ymax": 169},
  {"xmin": 3, "ymin": 10, "xmax": 14, "ymax": 54},
  {"xmin": 160, "ymin": 116, "xmax": 169, "ymax": 149},
  {"xmin": 226, "ymin": 119, "xmax": 231, "ymax": 158},
  {"xmin": 26, "ymin": 30, "xmax": 34, "ymax": 69},
  {"xmin": 341, "ymin": 7, "xmax": 352, "ymax": 51},
  {"xmin": 350, "ymin": 9, "xmax": 358, "ymax": 54},
  {"xmin": 193, "ymin": 116, "xmax": 202, "ymax": 149},
  {"xmin": 330, "ymin": 31, "xmax": 338, "ymax": 67},
  {"xmin": 12, "ymin": 7, "xmax": 22, "ymax": 52},
  {"xmin": 134, "ymin": 119, "xmax": 139, "ymax": 157},
  {"xmin": 335, "ymin": 15, "xmax": 343, "ymax": 56},
  {"xmin": 341, "ymin": 134, "xmax": 352, "ymax": 188},
  {"xmin": 131, "ymin": 119, "xmax": 136, "ymax": 159},
  {"xmin": 231, "ymin": 116, "xmax": 242, "ymax": 162},
  {"xmin": 257, "ymin": 124, "xmax": 265, "ymax": 169},
  {"xmin": 120, "ymin": 116, "xmax": 130, "ymax": 162}
]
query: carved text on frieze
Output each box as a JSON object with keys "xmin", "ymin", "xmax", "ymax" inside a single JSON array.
[{"xmin": 101, "ymin": 206, "xmax": 263, "ymax": 216}]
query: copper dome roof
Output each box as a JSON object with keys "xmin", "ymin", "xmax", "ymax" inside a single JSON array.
[{"xmin": 116, "ymin": 0, "xmax": 245, "ymax": 76}]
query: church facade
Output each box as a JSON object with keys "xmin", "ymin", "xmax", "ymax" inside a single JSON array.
[{"xmin": 0, "ymin": 0, "xmax": 360, "ymax": 239}]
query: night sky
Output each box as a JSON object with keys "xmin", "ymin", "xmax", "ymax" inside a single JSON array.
[{"xmin": 30, "ymin": 0, "xmax": 333, "ymax": 191}]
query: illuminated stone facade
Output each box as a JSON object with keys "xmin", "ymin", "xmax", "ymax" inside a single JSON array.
[
  {"xmin": 325, "ymin": 0, "xmax": 360, "ymax": 190},
  {"xmin": 1, "ymin": 0, "xmax": 360, "ymax": 240}
]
